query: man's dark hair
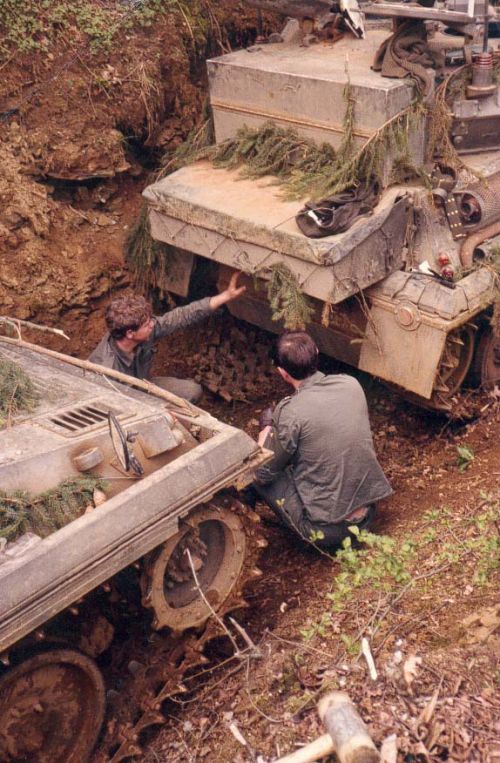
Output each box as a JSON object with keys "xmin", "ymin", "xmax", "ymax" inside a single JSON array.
[
  {"xmin": 276, "ymin": 331, "xmax": 318, "ymax": 380},
  {"xmin": 105, "ymin": 295, "xmax": 152, "ymax": 340}
]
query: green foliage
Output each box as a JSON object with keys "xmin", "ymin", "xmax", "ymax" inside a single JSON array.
[
  {"xmin": 0, "ymin": 0, "xmax": 211, "ymax": 60},
  {"xmin": 0, "ymin": 478, "xmax": 107, "ymax": 542},
  {"xmin": 0, "ymin": 359, "xmax": 39, "ymax": 426},
  {"xmin": 340, "ymin": 633, "xmax": 359, "ymax": 656},
  {"xmin": 456, "ymin": 444, "xmax": 474, "ymax": 472},
  {"xmin": 205, "ymin": 122, "xmax": 337, "ymax": 196},
  {"xmin": 203, "ymin": 88, "xmax": 424, "ymax": 200},
  {"xmin": 300, "ymin": 611, "xmax": 332, "ymax": 641},
  {"xmin": 428, "ymin": 495, "xmax": 499, "ymax": 585},
  {"xmin": 124, "ymin": 207, "xmax": 174, "ymax": 296},
  {"xmin": 328, "ymin": 528, "xmax": 415, "ymax": 607},
  {"xmin": 301, "ymin": 529, "xmax": 415, "ymax": 642},
  {"xmin": 309, "ymin": 528, "xmax": 325, "ymax": 544},
  {"xmin": 264, "ymin": 263, "xmax": 314, "ymax": 329},
  {"xmin": 301, "ymin": 492, "xmax": 499, "ymax": 649}
]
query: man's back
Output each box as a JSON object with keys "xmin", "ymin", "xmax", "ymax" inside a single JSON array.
[{"xmin": 272, "ymin": 371, "xmax": 391, "ymax": 523}]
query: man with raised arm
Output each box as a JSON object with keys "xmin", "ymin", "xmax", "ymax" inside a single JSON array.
[
  {"xmin": 89, "ymin": 272, "xmax": 245, "ymax": 403},
  {"xmin": 254, "ymin": 331, "xmax": 392, "ymax": 549}
]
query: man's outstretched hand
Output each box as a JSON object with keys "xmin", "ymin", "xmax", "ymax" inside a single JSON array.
[{"xmin": 209, "ymin": 271, "xmax": 247, "ymax": 310}]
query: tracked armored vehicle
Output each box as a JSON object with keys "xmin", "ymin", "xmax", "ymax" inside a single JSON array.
[
  {"xmin": 0, "ymin": 337, "xmax": 268, "ymax": 762},
  {"xmin": 143, "ymin": 0, "xmax": 499, "ymax": 412}
]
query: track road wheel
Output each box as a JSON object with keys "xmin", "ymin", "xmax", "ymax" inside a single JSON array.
[
  {"xmin": 430, "ymin": 323, "xmax": 476, "ymax": 410},
  {"xmin": 0, "ymin": 648, "xmax": 105, "ymax": 763},
  {"xmin": 141, "ymin": 501, "xmax": 247, "ymax": 632},
  {"xmin": 470, "ymin": 325, "xmax": 500, "ymax": 389}
]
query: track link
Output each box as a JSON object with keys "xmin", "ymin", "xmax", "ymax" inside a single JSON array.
[{"xmin": 193, "ymin": 322, "xmax": 274, "ymax": 402}]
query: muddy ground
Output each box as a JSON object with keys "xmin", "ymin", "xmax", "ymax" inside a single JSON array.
[
  {"xmin": 117, "ymin": 322, "xmax": 499, "ymax": 763},
  {"xmin": 1, "ymin": 4, "xmax": 499, "ymax": 763}
]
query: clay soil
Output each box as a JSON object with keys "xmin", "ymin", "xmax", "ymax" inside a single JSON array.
[
  {"xmin": 1, "ymin": 5, "xmax": 499, "ymax": 763},
  {"xmin": 140, "ymin": 322, "xmax": 500, "ymax": 763}
]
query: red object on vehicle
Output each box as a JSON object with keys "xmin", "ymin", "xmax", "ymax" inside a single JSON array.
[{"xmin": 437, "ymin": 253, "xmax": 450, "ymax": 266}]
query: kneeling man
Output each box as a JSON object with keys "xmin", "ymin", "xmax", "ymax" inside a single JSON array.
[{"xmin": 254, "ymin": 331, "xmax": 392, "ymax": 549}]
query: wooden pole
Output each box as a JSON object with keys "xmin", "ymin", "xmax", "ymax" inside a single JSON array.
[
  {"xmin": 0, "ymin": 336, "xmax": 197, "ymax": 417},
  {"xmin": 275, "ymin": 691, "xmax": 380, "ymax": 763},
  {"xmin": 318, "ymin": 692, "xmax": 379, "ymax": 763}
]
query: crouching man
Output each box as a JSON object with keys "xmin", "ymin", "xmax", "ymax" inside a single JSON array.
[
  {"xmin": 254, "ymin": 331, "xmax": 392, "ymax": 549},
  {"xmin": 89, "ymin": 273, "xmax": 245, "ymax": 403}
]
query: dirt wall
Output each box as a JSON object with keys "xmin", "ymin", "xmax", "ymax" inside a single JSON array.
[{"xmin": 0, "ymin": 1, "xmax": 271, "ymax": 354}]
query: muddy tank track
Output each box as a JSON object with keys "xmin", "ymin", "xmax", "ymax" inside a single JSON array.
[
  {"xmin": 92, "ymin": 498, "xmax": 265, "ymax": 763},
  {"xmin": 193, "ymin": 317, "xmax": 497, "ymax": 417},
  {"xmin": 192, "ymin": 322, "xmax": 275, "ymax": 403}
]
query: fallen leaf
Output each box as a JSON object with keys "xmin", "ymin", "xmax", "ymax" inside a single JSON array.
[
  {"xmin": 418, "ymin": 687, "xmax": 440, "ymax": 725},
  {"xmin": 403, "ymin": 654, "xmax": 422, "ymax": 687}
]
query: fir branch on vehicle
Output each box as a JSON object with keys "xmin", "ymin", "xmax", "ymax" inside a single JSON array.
[
  {"xmin": 426, "ymin": 67, "xmax": 468, "ymax": 170},
  {"xmin": 0, "ymin": 478, "xmax": 107, "ymax": 542},
  {"xmin": 124, "ymin": 207, "xmax": 174, "ymax": 296},
  {"xmin": 208, "ymin": 122, "xmax": 337, "ymax": 188},
  {"xmin": 262, "ymin": 263, "xmax": 314, "ymax": 329},
  {"xmin": 290, "ymin": 97, "xmax": 426, "ymax": 200},
  {"xmin": 202, "ymin": 88, "xmax": 425, "ymax": 200},
  {"xmin": 0, "ymin": 359, "xmax": 39, "ymax": 427}
]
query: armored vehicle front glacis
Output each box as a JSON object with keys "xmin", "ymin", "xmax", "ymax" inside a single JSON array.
[
  {"xmin": 142, "ymin": 0, "xmax": 499, "ymax": 412},
  {"xmin": 0, "ymin": 337, "xmax": 268, "ymax": 762}
]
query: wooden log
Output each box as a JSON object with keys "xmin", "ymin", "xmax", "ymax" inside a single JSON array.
[
  {"xmin": 275, "ymin": 691, "xmax": 380, "ymax": 763},
  {"xmin": 275, "ymin": 733, "xmax": 335, "ymax": 763},
  {"xmin": 317, "ymin": 691, "xmax": 380, "ymax": 763},
  {"xmin": 0, "ymin": 336, "xmax": 197, "ymax": 416}
]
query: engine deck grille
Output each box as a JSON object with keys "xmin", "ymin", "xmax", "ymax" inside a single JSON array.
[{"xmin": 40, "ymin": 402, "xmax": 127, "ymax": 437}]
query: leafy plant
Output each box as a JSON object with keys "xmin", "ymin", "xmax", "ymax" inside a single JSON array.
[
  {"xmin": 309, "ymin": 528, "xmax": 325, "ymax": 544},
  {"xmin": 301, "ymin": 528, "xmax": 415, "ymax": 642},
  {"xmin": 456, "ymin": 444, "xmax": 475, "ymax": 472},
  {"xmin": 0, "ymin": 0, "xmax": 217, "ymax": 61}
]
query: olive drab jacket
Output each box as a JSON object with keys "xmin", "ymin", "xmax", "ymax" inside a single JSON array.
[
  {"xmin": 255, "ymin": 371, "xmax": 392, "ymax": 523},
  {"xmin": 89, "ymin": 297, "xmax": 212, "ymax": 379}
]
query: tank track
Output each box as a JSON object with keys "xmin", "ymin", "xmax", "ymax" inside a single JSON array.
[
  {"xmin": 92, "ymin": 505, "xmax": 265, "ymax": 763},
  {"xmin": 192, "ymin": 321, "xmax": 275, "ymax": 403}
]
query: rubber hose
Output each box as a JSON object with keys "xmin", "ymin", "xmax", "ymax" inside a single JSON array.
[{"xmin": 460, "ymin": 219, "xmax": 500, "ymax": 268}]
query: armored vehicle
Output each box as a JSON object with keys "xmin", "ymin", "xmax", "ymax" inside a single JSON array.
[
  {"xmin": 143, "ymin": 0, "xmax": 499, "ymax": 412},
  {"xmin": 0, "ymin": 337, "xmax": 268, "ymax": 762}
]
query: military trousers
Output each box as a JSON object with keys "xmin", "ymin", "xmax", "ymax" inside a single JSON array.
[
  {"xmin": 255, "ymin": 467, "xmax": 375, "ymax": 550},
  {"xmin": 151, "ymin": 376, "xmax": 203, "ymax": 404}
]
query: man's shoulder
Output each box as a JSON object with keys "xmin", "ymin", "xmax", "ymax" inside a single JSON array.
[
  {"xmin": 89, "ymin": 333, "xmax": 114, "ymax": 365},
  {"xmin": 273, "ymin": 394, "xmax": 295, "ymax": 423},
  {"xmin": 315, "ymin": 373, "xmax": 363, "ymax": 393}
]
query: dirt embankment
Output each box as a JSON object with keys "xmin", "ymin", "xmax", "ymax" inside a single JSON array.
[{"xmin": 0, "ymin": 2, "xmax": 267, "ymax": 354}]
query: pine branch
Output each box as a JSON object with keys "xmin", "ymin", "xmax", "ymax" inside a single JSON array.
[
  {"xmin": 0, "ymin": 478, "xmax": 107, "ymax": 542},
  {"xmin": 263, "ymin": 263, "xmax": 313, "ymax": 329}
]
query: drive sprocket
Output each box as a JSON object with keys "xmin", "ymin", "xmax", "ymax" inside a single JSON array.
[{"xmin": 140, "ymin": 499, "xmax": 250, "ymax": 632}]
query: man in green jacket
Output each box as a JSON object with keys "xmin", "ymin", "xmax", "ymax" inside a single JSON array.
[
  {"xmin": 89, "ymin": 272, "xmax": 245, "ymax": 402},
  {"xmin": 254, "ymin": 331, "xmax": 392, "ymax": 549}
]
